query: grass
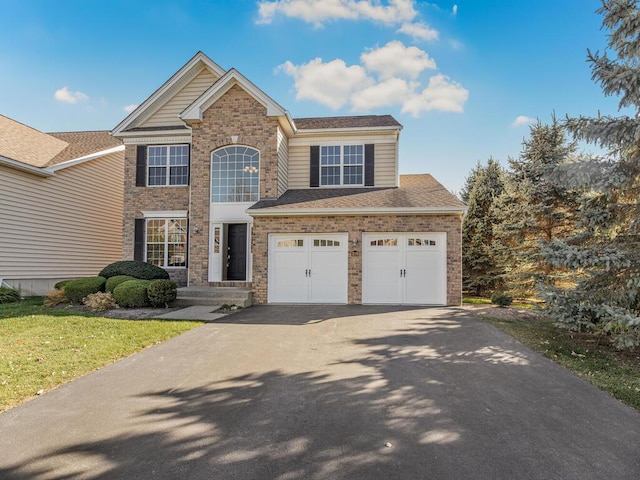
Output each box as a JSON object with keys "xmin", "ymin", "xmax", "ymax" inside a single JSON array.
[
  {"xmin": 483, "ymin": 314, "xmax": 640, "ymax": 411},
  {"xmin": 0, "ymin": 298, "xmax": 203, "ymax": 412}
]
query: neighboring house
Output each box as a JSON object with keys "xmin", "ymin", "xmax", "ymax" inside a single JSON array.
[
  {"xmin": 0, "ymin": 114, "xmax": 125, "ymax": 295},
  {"xmin": 112, "ymin": 52, "xmax": 466, "ymax": 305}
]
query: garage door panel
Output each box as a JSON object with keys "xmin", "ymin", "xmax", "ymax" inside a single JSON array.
[
  {"xmin": 363, "ymin": 232, "xmax": 447, "ymax": 305},
  {"xmin": 363, "ymin": 247, "xmax": 402, "ymax": 303},
  {"xmin": 269, "ymin": 234, "xmax": 348, "ymax": 304}
]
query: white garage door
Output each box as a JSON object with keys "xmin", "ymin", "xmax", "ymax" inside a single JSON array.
[
  {"xmin": 268, "ymin": 233, "xmax": 348, "ymax": 303},
  {"xmin": 363, "ymin": 232, "xmax": 447, "ymax": 305}
]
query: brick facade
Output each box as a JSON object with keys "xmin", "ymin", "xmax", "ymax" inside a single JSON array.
[
  {"xmin": 251, "ymin": 214, "xmax": 463, "ymax": 305},
  {"xmin": 187, "ymin": 84, "xmax": 280, "ymax": 287}
]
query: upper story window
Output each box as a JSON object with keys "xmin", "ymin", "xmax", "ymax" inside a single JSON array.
[
  {"xmin": 321, "ymin": 145, "xmax": 363, "ymax": 186},
  {"xmin": 211, "ymin": 146, "xmax": 260, "ymax": 203},
  {"xmin": 147, "ymin": 145, "xmax": 189, "ymax": 186}
]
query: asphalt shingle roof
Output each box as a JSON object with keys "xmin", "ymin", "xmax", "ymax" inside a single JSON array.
[
  {"xmin": 249, "ymin": 174, "xmax": 465, "ymax": 212},
  {"xmin": 0, "ymin": 114, "xmax": 68, "ymax": 167},
  {"xmin": 293, "ymin": 115, "xmax": 402, "ymax": 130},
  {"xmin": 47, "ymin": 131, "xmax": 122, "ymax": 166}
]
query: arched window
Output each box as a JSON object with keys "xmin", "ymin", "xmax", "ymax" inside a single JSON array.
[{"xmin": 211, "ymin": 146, "xmax": 260, "ymax": 203}]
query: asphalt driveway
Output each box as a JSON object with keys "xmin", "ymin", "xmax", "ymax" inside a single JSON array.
[{"xmin": 1, "ymin": 306, "xmax": 639, "ymax": 479}]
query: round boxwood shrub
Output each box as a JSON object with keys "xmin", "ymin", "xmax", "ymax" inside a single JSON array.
[
  {"xmin": 64, "ymin": 276, "xmax": 106, "ymax": 304},
  {"xmin": 0, "ymin": 286, "xmax": 21, "ymax": 304},
  {"xmin": 105, "ymin": 275, "xmax": 136, "ymax": 293},
  {"xmin": 54, "ymin": 279, "xmax": 73, "ymax": 290},
  {"xmin": 491, "ymin": 292, "xmax": 513, "ymax": 307},
  {"xmin": 99, "ymin": 261, "xmax": 170, "ymax": 280},
  {"xmin": 147, "ymin": 279, "xmax": 177, "ymax": 307},
  {"xmin": 113, "ymin": 280, "xmax": 151, "ymax": 308}
]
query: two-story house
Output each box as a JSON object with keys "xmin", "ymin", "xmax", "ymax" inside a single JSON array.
[{"xmin": 112, "ymin": 52, "xmax": 465, "ymax": 305}]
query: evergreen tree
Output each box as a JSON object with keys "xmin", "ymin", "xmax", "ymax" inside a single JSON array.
[
  {"xmin": 541, "ymin": 0, "xmax": 640, "ymax": 348},
  {"xmin": 492, "ymin": 119, "xmax": 579, "ymax": 296},
  {"xmin": 462, "ymin": 159, "xmax": 505, "ymax": 296}
]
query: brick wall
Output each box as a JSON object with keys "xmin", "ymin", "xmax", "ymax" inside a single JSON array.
[
  {"xmin": 188, "ymin": 84, "xmax": 281, "ymax": 286},
  {"xmin": 251, "ymin": 214, "xmax": 463, "ymax": 305},
  {"xmin": 122, "ymin": 143, "xmax": 190, "ymax": 281}
]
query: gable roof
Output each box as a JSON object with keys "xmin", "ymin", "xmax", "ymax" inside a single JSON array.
[
  {"xmin": 0, "ymin": 114, "xmax": 68, "ymax": 167},
  {"xmin": 294, "ymin": 115, "xmax": 402, "ymax": 131},
  {"xmin": 0, "ymin": 114, "xmax": 124, "ymax": 176},
  {"xmin": 248, "ymin": 174, "xmax": 465, "ymax": 216},
  {"xmin": 111, "ymin": 51, "xmax": 225, "ymax": 136}
]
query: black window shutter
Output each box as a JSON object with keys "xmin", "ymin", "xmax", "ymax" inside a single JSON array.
[
  {"xmin": 134, "ymin": 219, "xmax": 145, "ymax": 262},
  {"xmin": 185, "ymin": 219, "xmax": 189, "ymax": 268},
  {"xmin": 310, "ymin": 146, "xmax": 320, "ymax": 188},
  {"xmin": 364, "ymin": 144, "xmax": 375, "ymax": 186},
  {"xmin": 136, "ymin": 145, "xmax": 147, "ymax": 187},
  {"xmin": 186, "ymin": 144, "xmax": 191, "ymax": 186}
]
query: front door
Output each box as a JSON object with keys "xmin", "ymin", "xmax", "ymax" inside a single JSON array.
[{"xmin": 227, "ymin": 224, "xmax": 247, "ymax": 281}]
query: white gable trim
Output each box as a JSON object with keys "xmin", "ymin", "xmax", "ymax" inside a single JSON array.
[
  {"xmin": 0, "ymin": 155, "xmax": 54, "ymax": 177},
  {"xmin": 49, "ymin": 145, "xmax": 125, "ymax": 172},
  {"xmin": 112, "ymin": 52, "xmax": 225, "ymax": 136},
  {"xmin": 180, "ymin": 68, "xmax": 295, "ymax": 129}
]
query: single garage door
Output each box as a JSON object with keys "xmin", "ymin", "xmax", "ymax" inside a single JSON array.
[
  {"xmin": 363, "ymin": 232, "xmax": 447, "ymax": 305},
  {"xmin": 268, "ymin": 233, "xmax": 348, "ymax": 303}
]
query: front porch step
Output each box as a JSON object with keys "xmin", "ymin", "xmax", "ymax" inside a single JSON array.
[{"xmin": 174, "ymin": 287, "xmax": 252, "ymax": 308}]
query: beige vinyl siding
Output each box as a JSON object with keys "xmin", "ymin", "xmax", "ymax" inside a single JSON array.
[
  {"xmin": 142, "ymin": 69, "xmax": 219, "ymax": 128},
  {"xmin": 277, "ymin": 126, "xmax": 288, "ymax": 196},
  {"xmin": 0, "ymin": 152, "xmax": 124, "ymax": 283},
  {"xmin": 287, "ymin": 136, "xmax": 398, "ymax": 189}
]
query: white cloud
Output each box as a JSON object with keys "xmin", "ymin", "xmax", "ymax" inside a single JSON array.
[
  {"xmin": 361, "ymin": 41, "xmax": 436, "ymax": 80},
  {"xmin": 279, "ymin": 41, "xmax": 468, "ymax": 116},
  {"xmin": 257, "ymin": 0, "xmax": 417, "ymax": 26},
  {"xmin": 452, "ymin": 4, "xmax": 458, "ymax": 16},
  {"xmin": 351, "ymin": 78, "xmax": 416, "ymax": 110},
  {"xmin": 397, "ymin": 21, "xmax": 439, "ymax": 41},
  {"xmin": 54, "ymin": 86, "xmax": 89, "ymax": 104},
  {"xmin": 512, "ymin": 115, "xmax": 535, "ymax": 127},
  {"xmin": 401, "ymin": 74, "xmax": 469, "ymax": 116},
  {"xmin": 279, "ymin": 58, "xmax": 371, "ymax": 109},
  {"xmin": 124, "ymin": 104, "xmax": 138, "ymax": 113}
]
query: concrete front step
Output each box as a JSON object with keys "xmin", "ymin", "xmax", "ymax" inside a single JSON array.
[{"xmin": 175, "ymin": 287, "xmax": 252, "ymax": 308}]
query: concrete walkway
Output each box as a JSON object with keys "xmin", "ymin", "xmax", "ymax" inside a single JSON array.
[{"xmin": 1, "ymin": 306, "xmax": 639, "ymax": 479}]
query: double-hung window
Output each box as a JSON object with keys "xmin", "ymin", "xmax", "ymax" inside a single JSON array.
[
  {"xmin": 146, "ymin": 218, "xmax": 187, "ymax": 268},
  {"xmin": 320, "ymin": 145, "xmax": 363, "ymax": 186},
  {"xmin": 148, "ymin": 145, "xmax": 189, "ymax": 186}
]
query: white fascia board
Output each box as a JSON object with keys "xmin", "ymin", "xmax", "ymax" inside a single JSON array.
[
  {"xmin": 248, "ymin": 206, "xmax": 467, "ymax": 217},
  {"xmin": 112, "ymin": 52, "xmax": 226, "ymax": 136},
  {"xmin": 49, "ymin": 145, "xmax": 125, "ymax": 172},
  {"xmin": 180, "ymin": 68, "xmax": 291, "ymax": 123},
  {"xmin": 0, "ymin": 155, "xmax": 54, "ymax": 177},
  {"xmin": 116, "ymin": 129, "xmax": 192, "ymax": 138},
  {"xmin": 294, "ymin": 125, "xmax": 402, "ymax": 135},
  {"xmin": 141, "ymin": 210, "xmax": 188, "ymax": 218},
  {"xmin": 122, "ymin": 135, "xmax": 192, "ymax": 145}
]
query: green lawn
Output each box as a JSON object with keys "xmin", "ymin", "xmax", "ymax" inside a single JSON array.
[
  {"xmin": 0, "ymin": 298, "xmax": 202, "ymax": 412},
  {"xmin": 483, "ymin": 314, "xmax": 640, "ymax": 411}
]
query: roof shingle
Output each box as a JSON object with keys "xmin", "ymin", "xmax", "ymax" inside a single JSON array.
[
  {"xmin": 47, "ymin": 131, "xmax": 123, "ymax": 166},
  {"xmin": 294, "ymin": 115, "xmax": 402, "ymax": 130},
  {"xmin": 249, "ymin": 174, "xmax": 465, "ymax": 213}
]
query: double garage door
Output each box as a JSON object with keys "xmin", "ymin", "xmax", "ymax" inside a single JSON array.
[{"xmin": 268, "ymin": 232, "xmax": 447, "ymax": 305}]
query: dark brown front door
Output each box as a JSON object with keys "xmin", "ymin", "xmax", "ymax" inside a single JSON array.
[{"xmin": 227, "ymin": 224, "xmax": 247, "ymax": 281}]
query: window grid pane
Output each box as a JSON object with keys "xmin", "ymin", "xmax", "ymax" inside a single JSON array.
[
  {"xmin": 211, "ymin": 147, "xmax": 260, "ymax": 202},
  {"xmin": 147, "ymin": 145, "xmax": 189, "ymax": 186},
  {"xmin": 319, "ymin": 144, "xmax": 364, "ymax": 186},
  {"xmin": 145, "ymin": 218, "xmax": 187, "ymax": 268}
]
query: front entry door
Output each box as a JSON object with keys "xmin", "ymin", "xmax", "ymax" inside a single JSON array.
[{"xmin": 227, "ymin": 224, "xmax": 247, "ymax": 281}]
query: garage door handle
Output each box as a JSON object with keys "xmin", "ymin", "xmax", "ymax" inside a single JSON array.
[{"xmin": 400, "ymin": 269, "xmax": 406, "ymax": 277}]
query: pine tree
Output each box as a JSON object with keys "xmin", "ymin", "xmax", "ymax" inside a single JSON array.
[
  {"xmin": 541, "ymin": 0, "xmax": 640, "ymax": 348},
  {"xmin": 462, "ymin": 159, "xmax": 505, "ymax": 296},
  {"xmin": 492, "ymin": 119, "xmax": 579, "ymax": 296}
]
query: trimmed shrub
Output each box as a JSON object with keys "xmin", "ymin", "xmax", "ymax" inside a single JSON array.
[
  {"xmin": 54, "ymin": 279, "xmax": 73, "ymax": 290},
  {"xmin": 64, "ymin": 276, "xmax": 107, "ymax": 304},
  {"xmin": 491, "ymin": 292, "xmax": 513, "ymax": 307},
  {"xmin": 0, "ymin": 286, "xmax": 21, "ymax": 304},
  {"xmin": 147, "ymin": 279, "xmax": 177, "ymax": 307},
  {"xmin": 113, "ymin": 280, "xmax": 151, "ymax": 308},
  {"xmin": 105, "ymin": 275, "xmax": 136, "ymax": 293},
  {"xmin": 99, "ymin": 261, "xmax": 169, "ymax": 280},
  {"xmin": 84, "ymin": 292, "xmax": 117, "ymax": 312},
  {"xmin": 43, "ymin": 289, "xmax": 68, "ymax": 307}
]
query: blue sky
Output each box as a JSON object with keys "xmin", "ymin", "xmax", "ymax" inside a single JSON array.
[{"xmin": 0, "ymin": 0, "xmax": 621, "ymax": 193}]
